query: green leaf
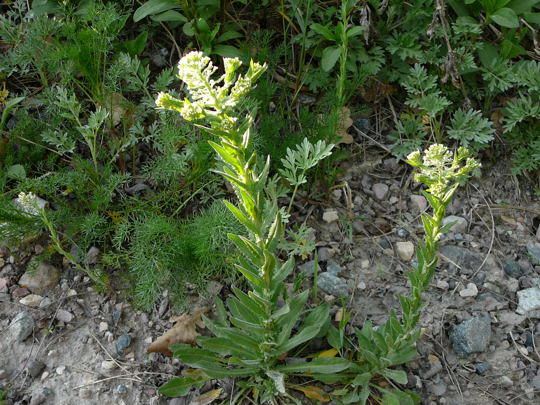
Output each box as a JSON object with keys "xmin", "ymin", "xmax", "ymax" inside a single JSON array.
[
  {"xmin": 216, "ymin": 30, "xmax": 243, "ymax": 42},
  {"xmin": 123, "ymin": 31, "xmax": 148, "ymax": 56},
  {"xmin": 311, "ymin": 23, "xmax": 336, "ymax": 41},
  {"xmin": 277, "ymin": 357, "xmax": 352, "ymax": 374},
  {"xmin": 133, "ymin": 0, "xmax": 179, "ymax": 22},
  {"xmin": 380, "ymin": 368, "xmax": 408, "ymax": 384},
  {"xmin": 213, "ymin": 45, "xmax": 243, "ymax": 58},
  {"xmin": 1, "ymin": 96, "xmax": 25, "ymax": 131},
  {"xmin": 523, "ymin": 12, "xmax": 540, "ymax": 24},
  {"xmin": 347, "ymin": 26, "xmax": 365, "ymax": 38},
  {"xmin": 321, "ymin": 46, "xmax": 341, "ymax": 72},
  {"xmin": 151, "ymin": 10, "xmax": 188, "ymax": 22},
  {"xmin": 31, "ymin": 0, "xmax": 62, "ymax": 16},
  {"xmin": 158, "ymin": 378, "xmax": 199, "ymax": 397},
  {"xmin": 6, "ymin": 164, "xmax": 26, "ymax": 180},
  {"xmin": 491, "ymin": 8, "xmax": 519, "ymax": 28},
  {"xmin": 507, "ymin": 0, "xmax": 539, "ymax": 14}
]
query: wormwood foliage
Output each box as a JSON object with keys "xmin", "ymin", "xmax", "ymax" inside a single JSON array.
[{"xmin": 156, "ymin": 52, "xmax": 340, "ymax": 403}]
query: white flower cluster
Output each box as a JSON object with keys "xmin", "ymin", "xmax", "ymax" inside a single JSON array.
[
  {"xmin": 407, "ymin": 144, "xmax": 480, "ymax": 200},
  {"xmin": 16, "ymin": 192, "xmax": 42, "ymax": 216},
  {"xmin": 156, "ymin": 51, "xmax": 266, "ymax": 125}
]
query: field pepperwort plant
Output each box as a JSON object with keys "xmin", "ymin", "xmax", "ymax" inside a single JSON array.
[{"xmin": 155, "ymin": 52, "xmax": 480, "ymax": 404}]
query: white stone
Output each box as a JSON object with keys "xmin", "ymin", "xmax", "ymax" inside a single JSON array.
[
  {"xmin": 459, "ymin": 283, "xmax": 478, "ymax": 298},
  {"xmin": 372, "ymin": 183, "xmax": 389, "ymax": 200},
  {"xmin": 56, "ymin": 365, "xmax": 66, "ymax": 375},
  {"xmin": 19, "ymin": 294, "xmax": 43, "ymax": 307},
  {"xmin": 396, "ymin": 241, "xmax": 415, "ymax": 261},
  {"xmin": 99, "ymin": 322, "xmax": 109, "ymax": 332},
  {"xmin": 67, "ymin": 289, "xmax": 77, "ymax": 297},
  {"xmin": 101, "ymin": 360, "xmax": 117, "ymax": 372},
  {"xmin": 322, "ymin": 209, "xmax": 339, "ymax": 223},
  {"xmin": 356, "ymin": 281, "xmax": 366, "ymax": 290},
  {"xmin": 55, "ymin": 309, "xmax": 74, "ymax": 323},
  {"xmin": 442, "ymin": 215, "xmax": 468, "ymax": 233},
  {"xmin": 410, "ymin": 195, "xmax": 428, "ymax": 212},
  {"xmin": 436, "ymin": 280, "xmax": 449, "ymax": 290}
]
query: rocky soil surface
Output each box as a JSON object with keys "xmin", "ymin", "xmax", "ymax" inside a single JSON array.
[{"xmin": 1, "ymin": 152, "xmax": 540, "ymax": 404}]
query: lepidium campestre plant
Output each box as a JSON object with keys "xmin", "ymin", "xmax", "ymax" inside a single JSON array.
[
  {"xmin": 15, "ymin": 192, "xmax": 108, "ymax": 288},
  {"xmin": 326, "ymin": 145, "xmax": 480, "ymax": 404},
  {"xmin": 155, "ymin": 52, "xmax": 343, "ymax": 403}
]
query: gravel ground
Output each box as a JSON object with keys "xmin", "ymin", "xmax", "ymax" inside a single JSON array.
[{"xmin": 1, "ymin": 151, "xmax": 539, "ymax": 404}]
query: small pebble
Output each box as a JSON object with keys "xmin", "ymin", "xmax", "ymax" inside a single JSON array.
[
  {"xmin": 116, "ymin": 334, "xmax": 132, "ymax": 355},
  {"xmin": 101, "ymin": 360, "xmax": 117, "ymax": 372},
  {"xmin": 459, "ymin": 283, "xmax": 478, "ymax": 298},
  {"xmin": 99, "ymin": 322, "xmax": 109, "ymax": 332},
  {"xmin": 322, "ymin": 209, "xmax": 339, "ymax": 223},
  {"xmin": 113, "ymin": 384, "xmax": 127, "ymax": 395},
  {"xmin": 55, "ymin": 366, "xmax": 65, "ymax": 375}
]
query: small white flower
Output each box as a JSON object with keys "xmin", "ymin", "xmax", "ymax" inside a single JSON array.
[{"xmin": 16, "ymin": 192, "xmax": 43, "ymax": 216}]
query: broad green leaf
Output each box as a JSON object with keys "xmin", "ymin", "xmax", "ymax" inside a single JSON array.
[
  {"xmin": 6, "ymin": 164, "xmax": 26, "ymax": 180},
  {"xmin": 321, "ymin": 46, "xmax": 341, "ymax": 72},
  {"xmin": 347, "ymin": 26, "xmax": 365, "ymax": 38},
  {"xmin": 133, "ymin": 0, "xmax": 179, "ymax": 22},
  {"xmin": 491, "ymin": 8, "xmax": 519, "ymax": 28},
  {"xmin": 31, "ymin": 0, "xmax": 62, "ymax": 16},
  {"xmin": 197, "ymin": 336, "xmax": 258, "ymax": 359},
  {"xmin": 277, "ymin": 357, "xmax": 352, "ymax": 374},
  {"xmin": 159, "ymin": 378, "xmax": 200, "ymax": 397},
  {"xmin": 524, "ymin": 12, "xmax": 540, "ymax": 24},
  {"xmin": 214, "ymin": 45, "xmax": 242, "ymax": 58},
  {"xmin": 123, "ymin": 31, "xmax": 148, "ymax": 56},
  {"xmin": 311, "ymin": 23, "xmax": 336, "ymax": 41},
  {"xmin": 216, "ymin": 30, "xmax": 243, "ymax": 42},
  {"xmin": 151, "ymin": 10, "xmax": 188, "ymax": 22},
  {"xmin": 380, "ymin": 368, "xmax": 408, "ymax": 384},
  {"xmin": 507, "ymin": 0, "xmax": 540, "ymax": 14}
]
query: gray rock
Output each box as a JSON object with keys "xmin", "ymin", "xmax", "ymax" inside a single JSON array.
[
  {"xmin": 113, "ymin": 384, "xmax": 127, "ymax": 395},
  {"xmin": 396, "ymin": 228, "xmax": 409, "ymax": 238},
  {"xmin": 532, "ymin": 375, "xmax": 540, "ymax": 390},
  {"xmin": 474, "ymin": 362, "xmax": 491, "ymax": 374},
  {"xmin": 503, "ymin": 261, "xmax": 524, "ymax": 279},
  {"xmin": 372, "ymin": 183, "xmax": 389, "ymax": 200},
  {"xmin": 19, "ymin": 294, "xmax": 43, "ymax": 307},
  {"xmin": 298, "ymin": 260, "xmax": 318, "ymax": 276},
  {"xmin": 55, "ymin": 309, "xmax": 74, "ymax": 323},
  {"xmin": 527, "ymin": 242, "xmax": 540, "ymax": 264},
  {"xmin": 449, "ymin": 316, "xmax": 491, "ymax": 356},
  {"xmin": 442, "ymin": 216, "xmax": 468, "ymax": 233},
  {"xmin": 8, "ymin": 311, "xmax": 35, "ymax": 342},
  {"xmin": 116, "ymin": 334, "xmax": 132, "ymax": 355},
  {"xmin": 19, "ymin": 263, "xmax": 60, "ymax": 294},
  {"xmin": 326, "ymin": 261, "xmax": 342, "ymax": 276},
  {"xmin": 396, "ymin": 241, "xmax": 414, "ymax": 261},
  {"xmin": 86, "ymin": 246, "xmax": 100, "ymax": 265},
  {"xmin": 317, "ymin": 272, "xmax": 349, "ymax": 297},
  {"xmin": 410, "ymin": 195, "xmax": 428, "ymax": 212},
  {"xmin": 27, "ymin": 360, "xmax": 46, "ymax": 378},
  {"xmin": 516, "ymin": 288, "xmax": 540, "ymax": 315},
  {"xmin": 439, "ymin": 245, "xmax": 483, "ymax": 274}
]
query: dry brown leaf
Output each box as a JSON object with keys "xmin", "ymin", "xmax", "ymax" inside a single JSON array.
[
  {"xmin": 500, "ymin": 215, "xmax": 517, "ymax": 227},
  {"xmin": 190, "ymin": 388, "xmax": 222, "ymax": 405},
  {"xmin": 291, "ymin": 385, "xmax": 330, "ymax": 402},
  {"xmin": 147, "ymin": 307, "xmax": 208, "ymax": 356}
]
